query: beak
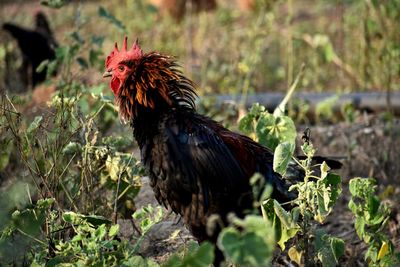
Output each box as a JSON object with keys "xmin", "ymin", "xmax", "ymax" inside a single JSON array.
[{"xmin": 103, "ymin": 70, "xmax": 112, "ymax": 78}]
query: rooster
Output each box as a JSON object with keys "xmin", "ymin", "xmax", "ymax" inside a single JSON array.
[
  {"xmin": 2, "ymin": 11, "xmax": 57, "ymax": 88},
  {"xmin": 103, "ymin": 37, "xmax": 340, "ymax": 264}
]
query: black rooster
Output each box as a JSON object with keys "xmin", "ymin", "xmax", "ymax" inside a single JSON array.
[
  {"xmin": 102, "ymin": 37, "xmax": 341, "ymax": 265},
  {"xmin": 2, "ymin": 11, "xmax": 57, "ymax": 88}
]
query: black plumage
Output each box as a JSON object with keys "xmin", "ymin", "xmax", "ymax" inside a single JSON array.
[
  {"xmin": 103, "ymin": 38, "xmax": 341, "ymax": 265},
  {"xmin": 2, "ymin": 12, "xmax": 57, "ymax": 88}
]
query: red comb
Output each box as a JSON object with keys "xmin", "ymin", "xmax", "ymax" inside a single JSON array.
[{"xmin": 105, "ymin": 36, "xmax": 143, "ymax": 68}]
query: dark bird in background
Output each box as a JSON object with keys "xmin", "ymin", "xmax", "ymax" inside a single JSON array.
[
  {"xmin": 2, "ymin": 11, "xmax": 57, "ymax": 88},
  {"xmin": 103, "ymin": 37, "xmax": 341, "ymax": 265}
]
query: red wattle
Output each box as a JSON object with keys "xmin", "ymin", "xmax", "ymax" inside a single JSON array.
[{"xmin": 110, "ymin": 77, "xmax": 121, "ymax": 95}]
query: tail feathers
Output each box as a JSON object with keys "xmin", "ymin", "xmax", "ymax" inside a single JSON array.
[{"xmin": 2, "ymin": 23, "xmax": 30, "ymax": 38}]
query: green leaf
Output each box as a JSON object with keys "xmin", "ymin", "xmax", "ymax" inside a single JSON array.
[
  {"xmin": 62, "ymin": 211, "xmax": 80, "ymax": 224},
  {"xmin": 36, "ymin": 59, "xmax": 50, "ymax": 73},
  {"xmin": 273, "ymin": 142, "xmax": 295, "ymax": 176},
  {"xmin": 98, "ymin": 6, "xmax": 127, "ymax": 33},
  {"xmin": 82, "ymin": 214, "xmax": 111, "ymax": 226},
  {"xmin": 94, "ymin": 224, "xmax": 107, "ymax": 239},
  {"xmin": 40, "ymin": 0, "xmax": 66, "ymax": 8},
  {"xmin": 218, "ymin": 215, "xmax": 275, "ymax": 266},
  {"xmin": 121, "ymin": 255, "xmax": 159, "ymax": 267},
  {"xmin": 109, "ymin": 224, "xmax": 120, "ymax": 237},
  {"xmin": 349, "ymin": 177, "xmax": 375, "ymax": 197},
  {"xmin": 238, "ymin": 113, "xmax": 255, "ymax": 134},
  {"xmin": 320, "ymin": 161, "xmax": 330, "ymax": 179},
  {"xmin": 36, "ymin": 198, "xmax": 55, "ymax": 209},
  {"xmin": 76, "ymin": 57, "xmax": 89, "ymax": 69},
  {"xmin": 62, "ymin": 142, "xmax": 82, "ymax": 155},
  {"xmin": 102, "ymin": 136, "xmax": 133, "ymax": 150},
  {"xmin": 46, "ymin": 60, "xmax": 58, "ymax": 77},
  {"xmin": 314, "ymin": 230, "xmax": 345, "ymax": 267},
  {"xmin": 355, "ymin": 217, "xmax": 367, "ymax": 242},
  {"xmin": 70, "ymin": 31, "xmax": 85, "ymax": 45},
  {"xmin": 71, "ymin": 234, "xmax": 83, "ymax": 242},
  {"xmin": 256, "ymin": 114, "xmax": 296, "ymax": 150},
  {"xmin": 91, "ymin": 35, "xmax": 105, "ymax": 47},
  {"xmin": 249, "ymin": 103, "xmax": 266, "ymax": 115},
  {"xmin": 27, "ymin": 116, "xmax": 43, "ymax": 136},
  {"xmin": 218, "ymin": 228, "xmax": 269, "ymax": 266},
  {"xmin": 163, "ymin": 242, "xmax": 213, "ymax": 267},
  {"xmin": 182, "ymin": 242, "xmax": 214, "ymax": 267},
  {"xmin": 262, "ymin": 200, "xmax": 300, "ymax": 250}
]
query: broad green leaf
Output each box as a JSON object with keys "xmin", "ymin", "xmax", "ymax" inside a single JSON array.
[
  {"xmin": 273, "ymin": 142, "xmax": 295, "ymax": 176},
  {"xmin": 181, "ymin": 242, "xmax": 214, "ymax": 267},
  {"xmin": 311, "ymin": 173, "xmax": 342, "ymax": 223},
  {"xmin": 121, "ymin": 255, "xmax": 159, "ymax": 267},
  {"xmin": 355, "ymin": 217, "xmax": 367, "ymax": 242},
  {"xmin": 217, "ymin": 215, "xmax": 274, "ymax": 266},
  {"xmin": 256, "ymin": 114, "xmax": 296, "ymax": 150},
  {"xmin": 314, "ymin": 230, "xmax": 345, "ymax": 267},
  {"xmin": 163, "ymin": 242, "xmax": 214, "ymax": 267},
  {"xmin": 262, "ymin": 200, "xmax": 298, "ymax": 250},
  {"xmin": 218, "ymin": 229, "xmax": 270, "ymax": 266}
]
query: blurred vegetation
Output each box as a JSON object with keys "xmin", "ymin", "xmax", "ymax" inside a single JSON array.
[
  {"xmin": 0, "ymin": 0, "xmax": 399, "ymax": 266},
  {"xmin": 1, "ymin": 0, "xmax": 399, "ymax": 95}
]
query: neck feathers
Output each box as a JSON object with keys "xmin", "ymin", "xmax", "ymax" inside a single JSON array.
[{"xmin": 116, "ymin": 53, "xmax": 197, "ymax": 122}]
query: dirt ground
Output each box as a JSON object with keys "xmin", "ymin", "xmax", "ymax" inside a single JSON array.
[{"xmin": 125, "ymin": 114, "xmax": 400, "ymax": 266}]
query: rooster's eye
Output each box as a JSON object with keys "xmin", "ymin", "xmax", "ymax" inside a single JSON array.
[{"xmin": 118, "ymin": 66, "xmax": 125, "ymax": 71}]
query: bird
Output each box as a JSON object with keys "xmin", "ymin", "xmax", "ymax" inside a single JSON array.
[
  {"xmin": 2, "ymin": 11, "xmax": 57, "ymax": 88},
  {"xmin": 102, "ymin": 37, "xmax": 341, "ymax": 265}
]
